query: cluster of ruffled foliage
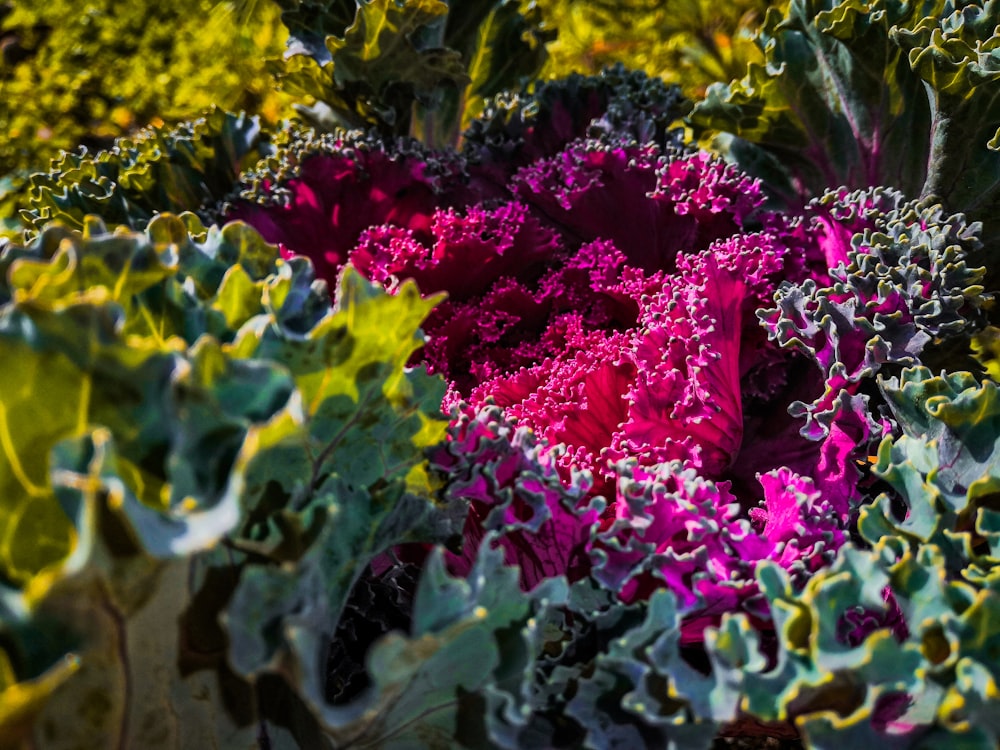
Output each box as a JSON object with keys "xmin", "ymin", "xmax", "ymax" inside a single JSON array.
[
  {"xmin": 759, "ymin": 187, "xmax": 990, "ymax": 504},
  {"xmin": 3, "ymin": 0, "xmax": 1000, "ymax": 747},
  {"xmin": 691, "ymin": 0, "xmax": 1000, "ymax": 458},
  {"xmin": 209, "ymin": 18, "xmax": 999, "ymax": 739},
  {"xmin": 226, "ymin": 67, "xmax": 990, "ymax": 651},
  {"xmin": 16, "ymin": 110, "xmax": 274, "ymax": 237},
  {"xmin": 315, "ymin": 383, "xmax": 1000, "ymax": 748},
  {"xmin": 428, "ymin": 407, "xmax": 848, "ymax": 641},
  {"xmin": 0, "ymin": 216, "xmax": 469, "ymax": 746}
]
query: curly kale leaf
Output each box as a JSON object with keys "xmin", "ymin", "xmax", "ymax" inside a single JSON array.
[
  {"xmin": 19, "ymin": 109, "xmax": 271, "ymax": 237},
  {"xmin": 760, "ymin": 190, "xmax": 987, "ymax": 441},
  {"xmin": 862, "ymin": 367, "xmax": 1000, "ymax": 568}
]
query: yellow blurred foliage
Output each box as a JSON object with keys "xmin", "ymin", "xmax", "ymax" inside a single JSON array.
[
  {"xmin": 0, "ymin": 0, "xmax": 292, "ymax": 176},
  {"xmin": 539, "ymin": 0, "xmax": 782, "ymax": 99}
]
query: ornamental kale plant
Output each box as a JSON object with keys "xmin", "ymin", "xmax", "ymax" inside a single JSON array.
[{"xmin": 228, "ymin": 84, "xmax": 986, "ymax": 642}]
